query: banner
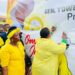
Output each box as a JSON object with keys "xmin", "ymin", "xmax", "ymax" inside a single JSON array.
[
  {"xmin": 3, "ymin": 0, "xmax": 75, "ymax": 74},
  {"xmin": 21, "ymin": 0, "xmax": 75, "ymax": 75}
]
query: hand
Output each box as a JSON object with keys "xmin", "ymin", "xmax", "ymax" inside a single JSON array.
[
  {"xmin": 51, "ymin": 26, "xmax": 56, "ymax": 32},
  {"xmin": 62, "ymin": 32, "xmax": 67, "ymax": 39}
]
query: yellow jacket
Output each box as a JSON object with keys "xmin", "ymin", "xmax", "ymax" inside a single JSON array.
[
  {"xmin": 0, "ymin": 37, "xmax": 4, "ymax": 63},
  {"xmin": 32, "ymin": 38, "xmax": 66, "ymax": 75},
  {"xmin": 0, "ymin": 37, "xmax": 4, "ymax": 47},
  {"xmin": 0, "ymin": 41, "xmax": 25, "ymax": 75},
  {"xmin": 58, "ymin": 54, "xmax": 72, "ymax": 75}
]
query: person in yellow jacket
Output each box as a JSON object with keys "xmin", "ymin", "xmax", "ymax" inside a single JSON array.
[
  {"xmin": 32, "ymin": 27, "xmax": 67, "ymax": 75},
  {"xmin": 0, "ymin": 26, "xmax": 25, "ymax": 75},
  {"xmin": 0, "ymin": 37, "xmax": 4, "ymax": 62},
  {"xmin": 0, "ymin": 37, "xmax": 4, "ymax": 74},
  {"xmin": 0, "ymin": 37, "xmax": 4, "ymax": 48},
  {"xmin": 51, "ymin": 26, "xmax": 72, "ymax": 75},
  {"xmin": 0, "ymin": 24, "xmax": 4, "ymax": 48}
]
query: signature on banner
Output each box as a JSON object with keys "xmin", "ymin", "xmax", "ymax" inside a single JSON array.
[{"xmin": 24, "ymin": 34, "xmax": 36, "ymax": 57}]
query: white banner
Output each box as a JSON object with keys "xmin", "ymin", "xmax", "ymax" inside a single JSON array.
[{"xmin": 16, "ymin": 0, "xmax": 75, "ymax": 74}]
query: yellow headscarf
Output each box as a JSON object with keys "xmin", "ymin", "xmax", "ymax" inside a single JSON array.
[{"xmin": 7, "ymin": 28, "xmax": 20, "ymax": 39}]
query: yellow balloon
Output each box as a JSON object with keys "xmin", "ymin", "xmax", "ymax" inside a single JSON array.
[
  {"xmin": 28, "ymin": 16, "xmax": 44, "ymax": 29},
  {"xmin": 24, "ymin": 16, "xmax": 44, "ymax": 30},
  {"xmin": 24, "ymin": 25, "xmax": 30, "ymax": 30}
]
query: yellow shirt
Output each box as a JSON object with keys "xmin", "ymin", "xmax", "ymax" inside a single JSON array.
[
  {"xmin": 0, "ymin": 37, "xmax": 4, "ymax": 47},
  {"xmin": 0, "ymin": 41, "xmax": 25, "ymax": 75},
  {"xmin": 0, "ymin": 37, "xmax": 4, "ymax": 64},
  {"xmin": 32, "ymin": 38, "xmax": 66, "ymax": 75}
]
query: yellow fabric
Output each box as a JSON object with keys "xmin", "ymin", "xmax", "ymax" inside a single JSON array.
[
  {"xmin": 0, "ymin": 37, "xmax": 4, "ymax": 65},
  {"xmin": 0, "ymin": 37, "xmax": 4, "ymax": 47},
  {"xmin": 5, "ymin": 39, "xmax": 10, "ymax": 44},
  {"xmin": 58, "ymin": 54, "xmax": 72, "ymax": 75},
  {"xmin": 32, "ymin": 38, "xmax": 66, "ymax": 75},
  {"xmin": 7, "ymin": 28, "xmax": 20, "ymax": 39},
  {"xmin": 0, "ymin": 41, "xmax": 25, "ymax": 75}
]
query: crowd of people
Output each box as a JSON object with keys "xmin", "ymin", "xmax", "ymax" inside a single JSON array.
[{"xmin": 0, "ymin": 24, "xmax": 72, "ymax": 75}]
